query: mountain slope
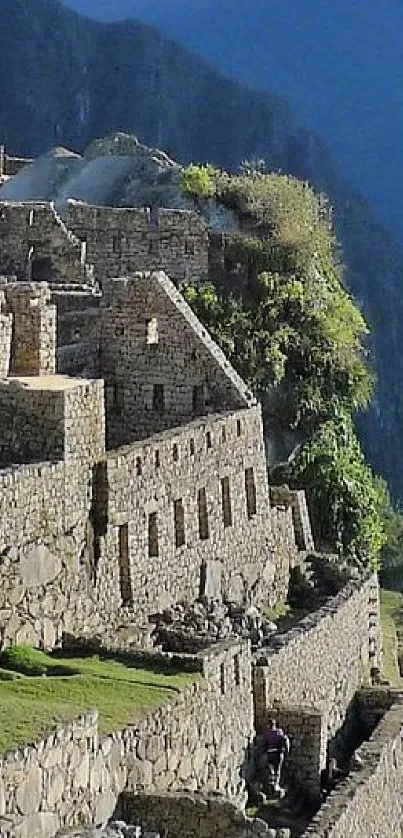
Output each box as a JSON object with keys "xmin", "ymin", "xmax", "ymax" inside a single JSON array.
[
  {"xmin": 1, "ymin": 0, "xmax": 403, "ymax": 499},
  {"xmin": 65, "ymin": 0, "xmax": 403, "ymax": 244}
]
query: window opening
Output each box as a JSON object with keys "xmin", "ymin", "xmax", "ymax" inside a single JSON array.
[
  {"xmin": 221, "ymin": 476, "xmax": 232, "ymax": 528},
  {"xmin": 173, "ymin": 443, "xmax": 179, "ymax": 462},
  {"xmin": 245, "ymin": 467, "xmax": 257, "ymax": 518},
  {"xmin": 189, "ymin": 438, "xmax": 195, "ymax": 456},
  {"xmin": 173, "ymin": 499, "xmax": 186, "ymax": 548},
  {"xmin": 234, "ymin": 655, "xmax": 241, "ymax": 686},
  {"xmin": 148, "ymin": 512, "xmax": 159, "ymax": 557},
  {"xmin": 153, "ymin": 383, "xmax": 164, "ymax": 414},
  {"xmin": 220, "ymin": 662, "xmax": 226, "ymax": 695},
  {"xmin": 118, "ymin": 523, "xmax": 132, "ymax": 605},
  {"xmin": 206, "ymin": 431, "xmax": 212, "ymax": 450},
  {"xmin": 147, "ymin": 317, "xmax": 159, "ymax": 345},
  {"xmin": 237, "ymin": 418, "xmax": 242, "ymax": 437},
  {"xmin": 192, "ymin": 384, "xmax": 205, "ymax": 413},
  {"xmin": 136, "ymin": 456, "xmax": 142, "ymax": 476},
  {"xmin": 198, "ymin": 487, "xmax": 209, "ymax": 540}
]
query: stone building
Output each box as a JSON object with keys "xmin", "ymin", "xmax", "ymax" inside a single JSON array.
[{"xmin": 0, "ymin": 270, "xmax": 311, "ymax": 649}]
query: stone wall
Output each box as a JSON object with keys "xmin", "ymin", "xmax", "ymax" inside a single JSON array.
[
  {"xmin": 53, "ymin": 288, "xmax": 101, "ymax": 377},
  {"xmin": 0, "ymin": 202, "xmax": 93, "ymax": 286},
  {"xmin": 102, "ymin": 406, "xmax": 279, "ymax": 612},
  {"xmin": 0, "ymin": 377, "xmax": 112, "ymax": 648},
  {"xmin": 0, "ymin": 380, "xmax": 66, "ymax": 465},
  {"xmin": 118, "ymin": 791, "xmax": 269, "ymax": 838},
  {"xmin": 268, "ymin": 706, "xmax": 326, "ymax": 798},
  {"xmin": 0, "ymin": 642, "xmax": 253, "ymax": 837},
  {"xmin": 100, "ymin": 272, "xmax": 254, "ymax": 448},
  {"xmin": 0, "ymin": 147, "xmax": 34, "ymax": 178},
  {"xmin": 301, "ymin": 696, "xmax": 403, "ymax": 838},
  {"xmin": 253, "ymin": 575, "xmax": 381, "ymax": 749},
  {"xmin": 66, "ymin": 202, "xmax": 209, "ymax": 285},
  {"xmin": 0, "ymin": 376, "xmax": 104, "ymax": 468},
  {"xmin": 0, "ymin": 288, "xmax": 12, "ymax": 378},
  {"xmin": 5, "ymin": 282, "xmax": 56, "ymax": 375}
]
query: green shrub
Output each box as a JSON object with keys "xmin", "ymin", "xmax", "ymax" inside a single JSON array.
[{"xmin": 181, "ymin": 164, "xmax": 218, "ymax": 200}]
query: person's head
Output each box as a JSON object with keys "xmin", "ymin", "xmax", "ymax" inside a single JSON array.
[{"xmin": 267, "ymin": 718, "xmax": 277, "ymax": 729}]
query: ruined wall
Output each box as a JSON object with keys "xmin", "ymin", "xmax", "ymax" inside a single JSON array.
[
  {"xmin": 6, "ymin": 282, "xmax": 56, "ymax": 376},
  {"xmin": 253, "ymin": 575, "xmax": 381, "ymax": 745},
  {"xmin": 0, "ymin": 643, "xmax": 253, "ymax": 836},
  {"xmin": 0, "ymin": 202, "xmax": 93, "ymax": 285},
  {"xmin": 102, "ymin": 406, "xmax": 279, "ymax": 611},
  {"xmin": 53, "ymin": 288, "xmax": 101, "ymax": 377},
  {"xmin": 0, "ymin": 146, "xmax": 34, "ymax": 177},
  {"xmin": 0, "ymin": 378, "xmax": 115, "ymax": 648},
  {"xmin": 66, "ymin": 202, "xmax": 209, "ymax": 285},
  {"xmin": 0, "ymin": 380, "xmax": 65, "ymax": 465},
  {"xmin": 100, "ymin": 273, "xmax": 254, "ymax": 447},
  {"xmin": 301, "ymin": 697, "xmax": 403, "ymax": 838},
  {"xmin": 0, "ymin": 288, "xmax": 12, "ymax": 378}
]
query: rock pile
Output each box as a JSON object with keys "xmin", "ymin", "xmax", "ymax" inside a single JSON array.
[
  {"xmin": 57, "ymin": 823, "xmax": 159, "ymax": 838},
  {"xmin": 152, "ymin": 600, "xmax": 277, "ymax": 653}
]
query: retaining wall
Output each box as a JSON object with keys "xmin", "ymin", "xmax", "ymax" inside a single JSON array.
[
  {"xmin": 301, "ymin": 696, "xmax": 403, "ymax": 838},
  {"xmin": 254, "ymin": 575, "xmax": 381, "ymax": 743},
  {"xmin": 0, "ymin": 642, "xmax": 253, "ymax": 837}
]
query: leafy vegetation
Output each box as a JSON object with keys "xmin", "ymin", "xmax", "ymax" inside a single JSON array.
[
  {"xmin": 184, "ymin": 171, "xmax": 388, "ymax": 568},
  {"xmin": 0, "ymin": 646, "xmax": 197, "ymax": 753},
  {"xmin": 181, "ymin": 164, "xmax": 218, "ymax": 201}
]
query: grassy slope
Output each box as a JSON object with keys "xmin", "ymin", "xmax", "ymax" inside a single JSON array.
[
  {"xmin": 0, "ymin": 649, "xmax": 197, "ymax": 753},
  {"xmin": 379, "ymin": 589, "xmax": 403, "ymax": 686}
]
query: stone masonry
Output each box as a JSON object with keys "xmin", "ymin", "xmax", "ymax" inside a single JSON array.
[
  {"xmin": 0, "ymin": 183, "xmax": 398, "ymax": 838},
  {"xmin": 0, "ymin": 642, "xmax": 254, "ymax": 837},
  {"xmin": 0, "ymin": 274, "xmax": 307, "ymax": 648}
]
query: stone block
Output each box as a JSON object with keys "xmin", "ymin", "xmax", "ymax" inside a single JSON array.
[
  {"xmin": 200, "ymin": 560, "xmax": 222, "ymax": 601},
  {"xmin": 19, "ymin": 545, "xmax": 62, "ymax": 588}
]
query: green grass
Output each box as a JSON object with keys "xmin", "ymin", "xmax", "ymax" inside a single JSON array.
[
  {"xmin": 0, "ymin": 647, "xmax": 198, "ymax": 753},
  {"xmin": 380, "ymin": 589, "xmax": 403, "ymax": 685}
]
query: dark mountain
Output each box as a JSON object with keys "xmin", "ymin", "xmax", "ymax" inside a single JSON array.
[
  {"xmin": 66, "ymin": 0, "xmax": 403, "ymax": 245},
  {"xmin": 2, "ymin": 0, "xmax": 403, "ymax": 499}
]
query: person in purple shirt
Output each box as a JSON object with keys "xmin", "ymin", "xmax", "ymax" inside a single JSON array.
[{"xmin": 264, "ymin": 718, "xmax": 290, "ymax": 793}]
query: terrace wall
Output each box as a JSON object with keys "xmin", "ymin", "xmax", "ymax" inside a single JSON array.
[
  {"xmin": 301, "ymin": 696, "xmax": 403, "ymax": 838},
  {"xmin": 0, "ymin": 643, "xmax": 253, "ymax": 837},
  {"xmin": 253, "ymin": 575, "xmax": 381, "ymax": 746}
]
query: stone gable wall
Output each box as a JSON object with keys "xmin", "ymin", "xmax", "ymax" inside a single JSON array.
[
  {"xmin": 0, "ymin": 643, "xmax": 253, "ymax": 837},
  {"xmin": 0, "ymin": 202, "xmax": 92, "ymax": 285},
  {"xmin": 253, "ymin": 575, "xmax": 381, "ymax": 743},
  {"xmin": 301, "ymin": 698, "xmax": 403, "ymax": 838},
  {"xmin": 66, "ymin": 202, "xmax": 209, "ymax": 285},
  {"xmin": 100, "ymin": 273, "xmax": 253, "ymax": 448}
]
